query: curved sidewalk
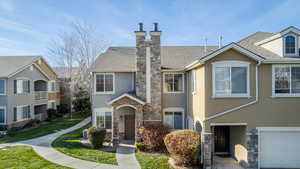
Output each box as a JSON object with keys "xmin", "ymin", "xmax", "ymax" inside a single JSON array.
[{"xmin": 0, "ymin": 117, "xmax": 141, "ymax": 169}]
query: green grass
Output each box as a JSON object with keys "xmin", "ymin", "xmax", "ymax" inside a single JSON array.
[
  {"xmin": 0, "ymin": 113, "xmax": 88, "ymax": 144},
  {"xmin": 136, "ymin": 151, "xmax": 174, "ymax": 169},
  {"xmin": 0, "ymin": 146, "xmax": 70, "ymax": 169},
  {"xmin": 52, "ymin": 125, "xmax": 117, "ymax": 165}
]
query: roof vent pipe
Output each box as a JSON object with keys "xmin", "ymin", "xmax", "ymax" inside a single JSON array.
[
  {"xmin": 204, "ymin": 37, "xmax": 208, "ymax": 54},
  {"xmin": 219, "ymin": 36, "xmax": 223, "ymax": 48}
]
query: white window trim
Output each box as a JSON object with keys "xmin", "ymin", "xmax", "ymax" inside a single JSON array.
[
  {"xmin": 48, "ymin": 80, "xmax": 56, "ymax": 93},
  {"xmin": 0, "ymin": 79, "xmax": 6, "ymax": 95},
  {"xmin": 212, "ymin": 61, "xmax": 250, "ymax": 98},
  {"xmin": 15, "ymin": 78, "xmax": 30, "ymax": 94},
  {"xmin": 94, "ymin": 73, "xmax": 115, "ymax": 95},
  {"xmin": 94, "ymin": 107, "xmax": 113, "ymax": 132},
  {"xmin": 283, "ymin": 34, "xmax": 299, "ymax": 57},
  {"xmin": 15, "ymin": 104, "xmax": 30, "ymax": 122},
  {"xmin": 0, "ymin": 106, "xmax": 6, "ymax": 124},
  {"xmin": 163, "ymin": 107, "xmax": 185, "ymax": 130},
  {"xmin": 192, "ymin": 70, "xmax": 197, "ymax": 94},
  {"xmin": 163, "ymin": 72, "xmax": 185, "ymax": 93},
  {"xmin": 272, "ymin": 64, "xmax": 300, "ymax": 97},
  {"xmin": 48, "ymin": 100, "xmax": 56, "ymax": 109}
]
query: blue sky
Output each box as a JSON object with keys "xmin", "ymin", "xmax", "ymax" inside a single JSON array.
[{"xmin": 0, "ymin": 0, "xmax": 299, "ymax": 64}]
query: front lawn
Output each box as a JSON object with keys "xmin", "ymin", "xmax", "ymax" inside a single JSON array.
[
  {"xmin": 0, "ymin": 113, "xmax": 89, "ymax": 144},
  {"xmin": 0, "ymin": 146, "xmax": 70, "ymax": 169},
  {"xmin": 52, "ymin": 125, "xmax": 117, "ymax": 165},
  {"xmin": 136, "ymin": 151, "xmax": 173, "ymax": 169}
]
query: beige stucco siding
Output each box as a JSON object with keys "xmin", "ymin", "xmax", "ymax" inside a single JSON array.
[
  {"xmin": 201, "ymin": 49, "xmax": 300, "ymax": 132},
  {"xmin": 261, "ymin": 37, "xmax": 283, "ymax": 57},
  {"xmin": 187, "ymin": 65, "xmax": 206, "ymax": 123},
  {"xmin": 204, "ymin": 49, "xmax": 257, "ymax": 121}
]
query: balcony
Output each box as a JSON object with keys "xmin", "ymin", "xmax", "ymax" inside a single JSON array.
[
  {"xmin": 34, "ymin": 80, "xmax": 48, "ymax": 100},
  {"xmin": 34, "ymin": 91, "xmax": 48, "ymax": 100}
]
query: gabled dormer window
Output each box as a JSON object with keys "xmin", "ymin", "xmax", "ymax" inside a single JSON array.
[{"xmin": 284, "ymin": 34, "xmax": 298, "ymax": 56}]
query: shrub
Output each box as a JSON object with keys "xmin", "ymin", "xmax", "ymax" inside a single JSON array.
[
  {"xmin": 139, "ymin": 123, "xmax": 170, "ymax": 151},
  {"xmin": 88, "ymin": 126, "xmax": 106, "ymax": 149},
  {"xmin": 135, "ymin": 142, "xmax": 146, "ymax": 151},
  {"xmin": 57, "ymin": 104, "xmax": 70, "ymax": 116},
  {"xmin": 23, "ymin": 119, "xmax": 40, "ymax": 129},
  {"xmin": 73, "ymin": 87, "xmax": 91, "ymax": 115},
  {"xmin": 164, "ymin": 130, "xmax": 201, "ymax": 165},
  {"xmin": 47, "ymin": 108, "xmax": 58, "ymax": 121}
]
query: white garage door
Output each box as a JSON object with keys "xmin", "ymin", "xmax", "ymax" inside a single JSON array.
[{"xmin": 260, "ymin": 129, "xmax": 300, "ymax": 168}]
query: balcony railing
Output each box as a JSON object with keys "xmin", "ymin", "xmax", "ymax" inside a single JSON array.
[{"xmin": 34, "ymin": 91, "xmax": 48, "ymax": 100}]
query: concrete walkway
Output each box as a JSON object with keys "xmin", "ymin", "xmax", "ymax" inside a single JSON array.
[
  {"xmin": 0, "ymin": 117, "xmax": 141, "ymax": 169},
  {"xmin": 213, "ymin": 156, "xmax": 243, "ymax": 169}
]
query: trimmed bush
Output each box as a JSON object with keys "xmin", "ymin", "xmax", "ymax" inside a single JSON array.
[
  {"xmin": 88, "ymin": 126, "xmax": 106, "ymax": 149},
  {"xmin": 47, "ymin": 108, "xmax": 57, "ymax": 121},
  {"xmin": 139, "ymin": 123, "xmax": 170, "ymax": 151},
  {"xmin": 135, "ymin": 142, "xmax": 146, "ymax": 151},
  {"xmin": 164, "ymin": 130, "xmax": 201, "ymax": 165}
]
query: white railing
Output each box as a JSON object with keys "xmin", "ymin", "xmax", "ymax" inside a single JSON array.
[{"xmin": 34, "ymin": 91, "xmax": 48, "ymax": 100}]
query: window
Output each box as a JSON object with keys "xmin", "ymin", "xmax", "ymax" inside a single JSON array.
[
  {"xmin": 273, "ymin": 65, "xmax": 300, "ymax": 97},
  {"xmin": 0, "ymin": 80, "xmax": 5, "ymax": 95},
  {"xmin": 164, "ymin": 73, "xmax": 184, "ymax": 93},
  {"xmin": 14, "ymin": 79, "xmax": 30, "ymax": 94},
  {"xmin": 284, "ymin": 35, "xmax": 297, "ymax": 55},
  {"xmin": 164, "ymin": 111, "xmax": 183, "ymax": 129},
  {"xmin": 95, "ymin": 73, "xmax": 114, "ymax": 93},
  {"xmin": 212, "ymin": 61, "xmax": 249, "ymax": 97},
  {"xmin": 191, "ymin": 70, "xmax": 197, "ymax": 93},
  {"xmin": 48, "ymin": 101, "xmax": 56, "ymax": 109},
  {"xmin": 95, "ymin": 112, "xmax": 112, "ymax": 129},
  {"xmin": 0, "ymin": 107, "xmax": 5, "ymax": 124},
  {"xmin": 14, "ymin": 105, "xmax": 30, "ymax": 122},
  {"xmin": 48, "ymin": 81, "xmax": 56, "ymax": 92}
]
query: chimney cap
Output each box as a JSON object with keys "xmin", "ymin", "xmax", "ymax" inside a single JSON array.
[
  {"xmin": 135, "ymin": 22, "xmax": 146, "ymax": 32},
  {"xmin": 151, "ymin": 22, "xmax": 161, "ymax": 32}
]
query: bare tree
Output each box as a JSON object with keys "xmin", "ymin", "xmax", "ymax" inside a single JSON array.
[{"xmin": 48, "ymin": 21, "xmax": 108, "ymax": 118}]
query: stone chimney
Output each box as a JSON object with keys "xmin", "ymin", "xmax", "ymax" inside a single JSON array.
[{"xmin": 135, "ymin": 23, "xmax": 162, "ymax": 124}]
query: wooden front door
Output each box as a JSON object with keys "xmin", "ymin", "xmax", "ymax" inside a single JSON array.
[
  {"xmin": 214, "ymin": 126, "xmax": 230, "ymax": 154},
  {"xmin": 125, "ymin": 115, "xmax": 135, "ymax": 140}
]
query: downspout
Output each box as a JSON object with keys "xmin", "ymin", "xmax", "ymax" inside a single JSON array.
[{"xmin": 204, "ymin": 61, "xmax": 261, "ymax": 121}]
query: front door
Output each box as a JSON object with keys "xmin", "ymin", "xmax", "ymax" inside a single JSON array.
[
  {"xmin": 125, "ymin": 115, "xmax": 135, "ymax": 140},
  {"xmin": 214, "ymin": 126, "xmax": 230, "ymax": 154}
]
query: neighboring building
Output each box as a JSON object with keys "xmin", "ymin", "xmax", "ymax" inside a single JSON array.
[
  {"xmin": 90, "ymin": 24, "xmax": 300, "ymax": 169},
  {"xmin": 0, "ymin": 56, "xmax": 60, "ymax": 130},
  {"xmin": 53, "ymin": 67, "xmax": 79, "ymax": 107}
]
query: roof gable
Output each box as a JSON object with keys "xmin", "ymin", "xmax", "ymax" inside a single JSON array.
[
  {"xmin": 107, "ymin": 93, "xmax": 145, "ymax": 105},
  {"xmin": 255, "ymin": 26, "xmax": 300, "ymax": 46}
]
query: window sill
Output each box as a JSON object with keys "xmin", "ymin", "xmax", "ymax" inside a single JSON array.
[
  {"xmin": 271, "ymin": 94, "xmax": 300, "ymax": 98},
  {"xmin": 0, "ymin": 94, "xmax": 6, "ymax": 96},
  {"xmin": 212, "ymin": 95, "xmax": 251, "ymax": 99},
  {"xmin": 94, "ymin": 92, "xmax": 115, "ymax": 95},
  {"xmin": 164, "ymin": 91, "xmax": 185, "ymax": 94}
]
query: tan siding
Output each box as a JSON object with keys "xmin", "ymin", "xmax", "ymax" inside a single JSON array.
[
  {"xmin": 48, "ymin": 93, "xmax": 58, "ymax": 100},
  {"xmin": 35, "ymin": 59, "xmax": 57, "ymax": 80},
  {"xmin": 201, "ymin": 49, "xmax": 300, "ymax": 132}
]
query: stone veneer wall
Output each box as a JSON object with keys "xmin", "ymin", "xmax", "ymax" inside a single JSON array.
[
  {"xmin": 202, "ymin": 133, "xmax": 213, "ymax": 169},
  {"xmin": 135, "ymin": 30, "xmax": 162, "ymax": 123},
  {"xmin": 246, "ymin": 130, "xmax": 258, "ymax": 169}
]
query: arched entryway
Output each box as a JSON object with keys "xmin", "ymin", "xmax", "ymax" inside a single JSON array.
[{"xmin": 116, "ymin": 105, "xmax": 136, "ymax": 140}]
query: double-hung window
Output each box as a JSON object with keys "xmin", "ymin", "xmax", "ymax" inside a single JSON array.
[
  {"xmin": 212, "ymin": 61, "xmax": 250, "ymax": 97},
  {"xmin": 95, "ymin": 111, "xmax": 112, "ymax": 129},
  {"xmin": 273, "ymin": 65, "xmax": 300, "ymax": 97},
  {"xmin": 95, "ymin": 73, "xmax": 114, "ymax": 94},
  {"xmin": 14, "ymin": 105, "xmax": 30, "ymax": 122},
  {"xmin": 284, "ymin": 35, "xmax": 297, "ymax": 56},
  {"xmin": 14, "ymin": 79, "xmax": 30, "ymax": 94},
  {"xmin": 48, "ymin": 81, "xmax": 56, "ymax": 92},
  {"xmin": 0, "ymin": 107, "xmax": 5, "ymax": 124},
  {"xmin": 164, "ymin": 111, "xmax": 183, "ymax": 130},
  {"xmin": 0, "ymin": 80, "xmax": 5, "ymax": 95},
  {"xmin": 164, "ymin": 73, "xmax": 184, "ymax": 93}
]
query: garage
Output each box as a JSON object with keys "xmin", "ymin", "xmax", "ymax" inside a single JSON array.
[{"xmin": 258, "ymin": 127, "xmax": 300, "ymax": 168}]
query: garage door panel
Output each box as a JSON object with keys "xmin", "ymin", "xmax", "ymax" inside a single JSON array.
[{"xmin": 260, "ymin": 130, "xmax": 300, "ymax": 168}]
